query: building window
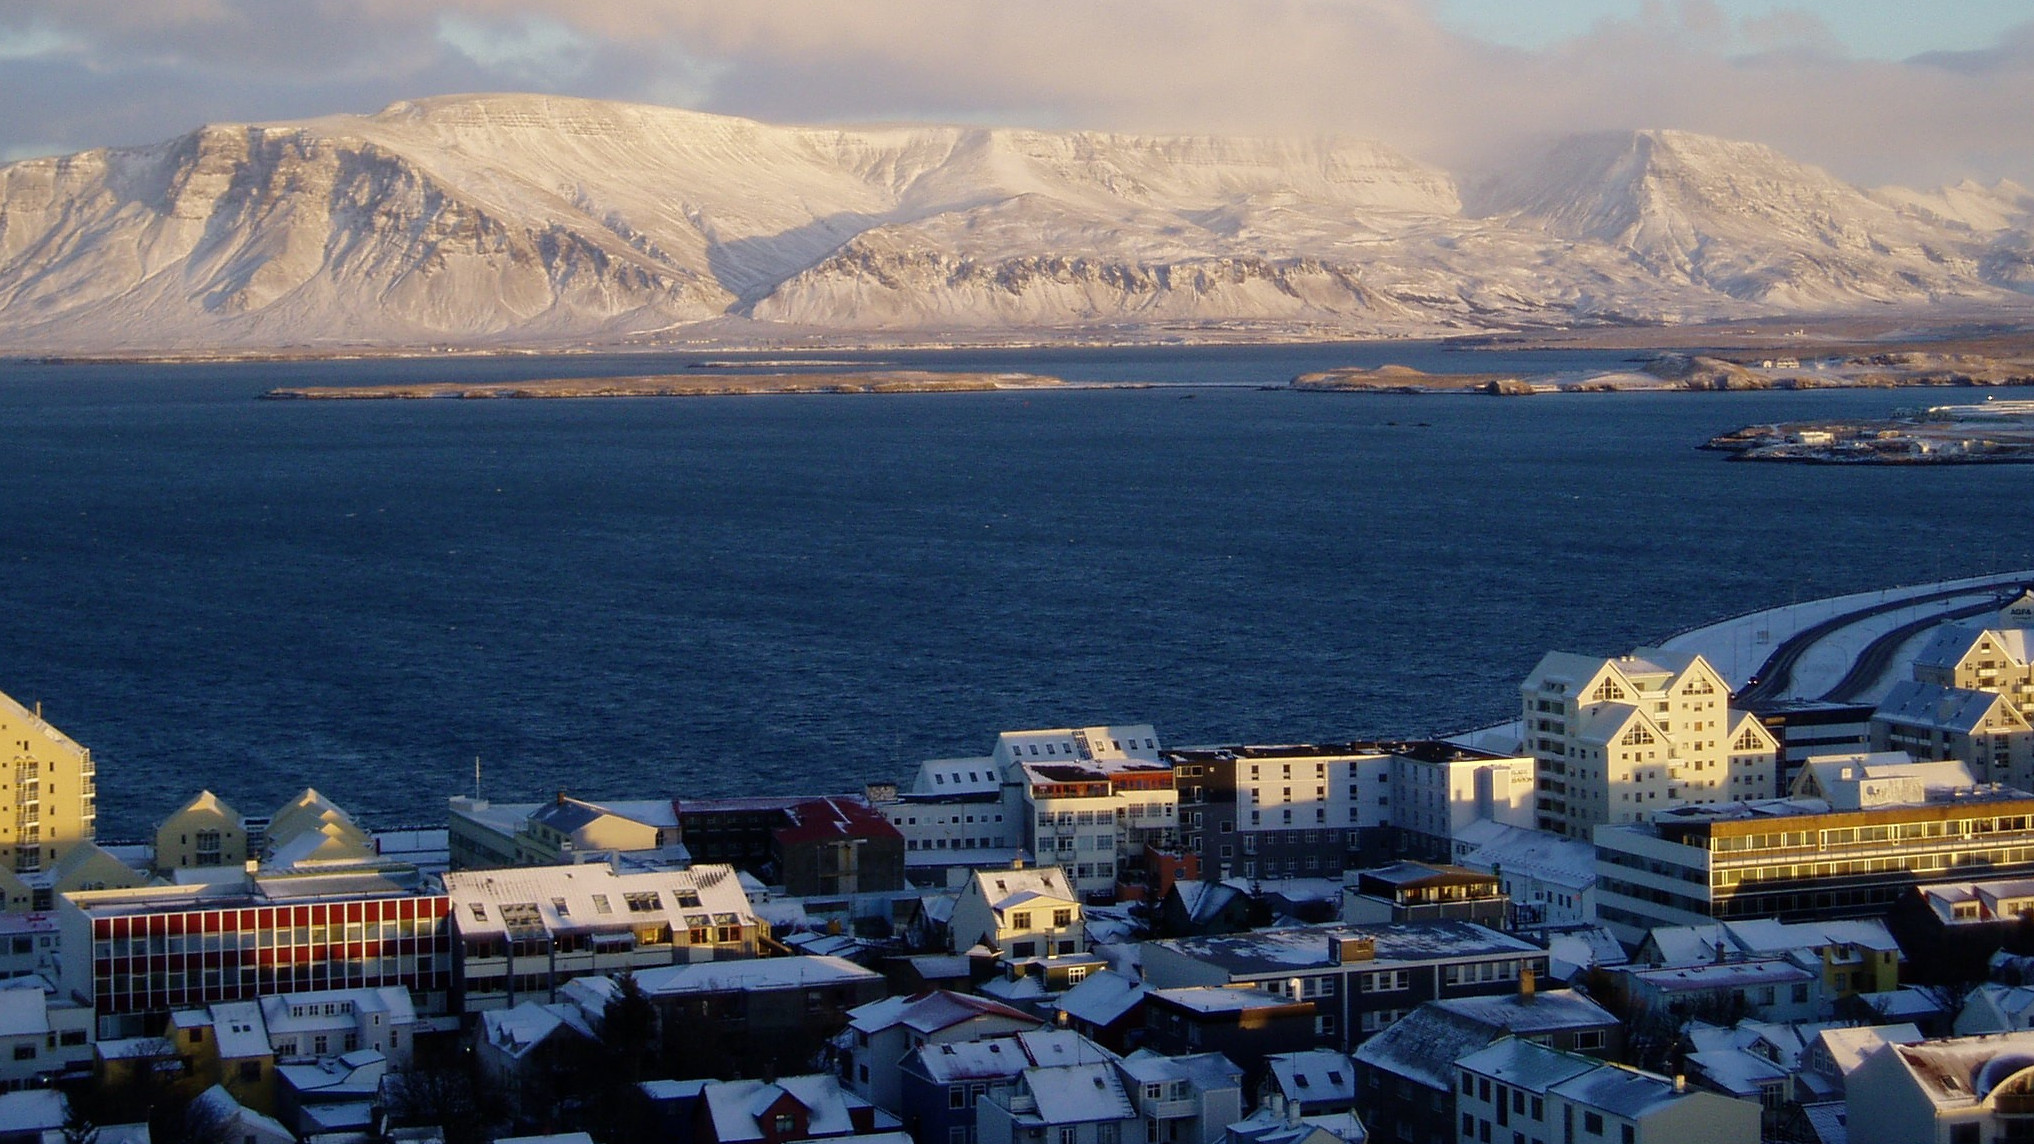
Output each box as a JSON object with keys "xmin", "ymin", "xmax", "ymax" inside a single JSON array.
[
  {"xmin": 1583, "ymin": 1113, "xmax": 1603, "ymax": 1135},
  {"xmin": 1053, "ymin": 909, "xmax": 1072, "ymax": 926}
]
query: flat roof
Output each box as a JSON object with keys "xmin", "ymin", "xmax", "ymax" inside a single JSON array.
[{"xmin": 1146, "ymin": 921, "xmax": 1543, "ymax": 979}]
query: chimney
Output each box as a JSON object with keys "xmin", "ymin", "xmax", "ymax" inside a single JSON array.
[
  {"xmin": 556, "ymin": 790, "xmax": 567, "ymax": 806},
  {"xmin": 1519, "ymin": 967, "xmax": 1536, "ymax": 1002},
  {"xmin": 1673, "ymin": 1074, "xmax": 1686, "ymax": 1094}
]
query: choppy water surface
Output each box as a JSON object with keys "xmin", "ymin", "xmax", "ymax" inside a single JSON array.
[{"xmin": 0, "ymin": 343, "xmax": 2024, "ymax": 836}]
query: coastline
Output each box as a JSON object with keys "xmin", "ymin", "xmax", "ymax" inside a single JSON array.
[{"xmin": 260, "ymin": 370, "xmax": 1076, "ymax": 400}]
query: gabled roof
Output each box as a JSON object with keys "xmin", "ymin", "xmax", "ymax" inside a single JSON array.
[
  {"xmin": 1266, "ymin": 1050, "xmax": 1357, "ymax": 1105},
  {"xmin": 1914, "ymin": 625, "xmax": 2031, "ymax": 672},
  {"xmin": 1352, "ymin": 991, "xmax": 1613, "ymax": 1091},
  {"xmin": 702, "ymin": 1075, "xmax": 858, "ymax": 1142},
  {"xmin": 1055, "ymin": 971, "xmax": 1149, "ymax": 1029},
  {"xmin": 1876, "ymin": 680, "xmax": 2024, "ymax": 736},
  {"xmin": 972, "ymin": 867, "xmax": 1078, "ymax": 912},
  {"xmin": 909, "ymin": 1030, "xmax": 1114, "ymax": 1085},
  {"xmin": 1023, "ymin": 1061, "xmax": 1134, "ymax": 1126},
  {"xmin": 631, "ymin": 955, "xmax": 880, "ymax": 998},
  {"xmin": 847, "ymin": 989, "xmax": 1038, "ymax": 1036}
]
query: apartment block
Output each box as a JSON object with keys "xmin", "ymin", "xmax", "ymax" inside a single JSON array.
[
  {"xmin": 442, "ymin": 862, "xmax": 762, "ymax": 1012},
  {"xmin": 59, "ymin": 872, "xmax": 454, "ymax": 1037},
  {"xmin": 1872, "ymin": 680, "xmax": 2034, "ymax": 790},
  {"xmin": 1140, "ymin": 921, "xmax": 1551, "ymax": 1052},
  {"xmin": 1592, "ymin": 756, "xmax": 2034, "ymax": 943},
  {"xmin": 1522, "ymin": 649, "xmax": 1779, "ymax": 839},
  {"xmin": 1165, "ymin": 740, "xmax": 1532, "ymax": 883},
  {"xmin": 0, "ymin": 691, "xmax": 96, "ymax": 881}
]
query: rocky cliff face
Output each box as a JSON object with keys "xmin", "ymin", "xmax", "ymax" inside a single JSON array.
[{"xmin": 0, "ymin": 94, "xmax": 2027, "ymax": 351}]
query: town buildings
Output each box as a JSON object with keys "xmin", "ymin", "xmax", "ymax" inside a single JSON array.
[
  {"xmin": 441, "ymin": 863, "xmax": 762, "ymax": 1012},
  {"xmin": 1592, "ymin": 755, "xmax": 2034, "ymax": 942},
  {"xmin": 1846, "ymin": 1028, "xmax": 2034, "ymax": 1144},
  {"xmin": 0, "ymin": 693, "xmax": 96, "ymax": 884},
  {"xmin": 1521, "ymin": 648, "xmax": 1780, "ymax": 839},
  {"xmin": 1455, "ymin": 1037, "xmax": 1760, "ymax": 1144},
  {"xmin": 1141, "ymin": 921, "xmax": 1551, "ymax": 1052},
  {"xmin": 945, "ymin": 866, "xmax": 1086, "ymax": 958},
  {"xmin": 59, "ymin": 872, "xmax": 454, "ymax": 1038}
]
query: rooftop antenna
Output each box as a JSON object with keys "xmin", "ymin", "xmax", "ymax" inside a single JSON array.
[{"xmin": 474, "ymin": 755, "xmax": 482, "ymax": 800}]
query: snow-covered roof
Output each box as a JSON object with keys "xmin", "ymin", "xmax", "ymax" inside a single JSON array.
[
  {"xmin": 1055, "ymin": 970, "xmax": 1149, "ymax": 1029},
  {"xmin": 1455, "ymin": 825, "xmax": 1596, "ymax": 892},
  {"xmin": 1875, "ymin": 680, "xmax": 2022, "ymax": 736},
  {"xmin": 1150, "ymin": 986, "xmax": 1295, "ymax": 1016},
  {"xmin": 1351, "ymin": 991, "xmax": 1614, "ymax": 1091},
  {"xmin": 481, "ymin": 1002, "xmax": 593, "ymax": 1060},
  {"xmin": 0, "ymin": 1090, "xmax": 67, "ymax": 1134},
  {"xmin": 1629, "ymin": 958, "xmax": 1815, "ymax": 994},
  {"xmin": 1549, "ymin": 1061, "xmax": 1692, "ymax": 1119},
  {"xmin": 1724, "ymin": 917, "xmax": 1899, "ymax": 956},
  {"xmin": 973, "ymin": 867, "xmax": 1078, "ymax": 913},
  {"xmin": 1454, "ymin": 1037, "xmax": 1598, "ymax": 1094},
  {"xmin": 909, "ymin": 756, "xmax": 1002, "ymax": 798},
  {"xmin": 1802, "ymin": 1101, "xmax": 1848, "ymax": 1144},
  {"xmin": 847, "ymin": 989, "xmax": 1037, "ymax": 1036},
  {"xmin": 1914, "ymin": 625, "xmax": 2031, "ymax": 672},
  {"xmin": 633, "ymin": 954, "xmax": 880, "ymax": 998},
  {"xmin": 443, "ymin": 862, "xmax": 753, "ymax": 938},
  {"xmin": 703, "ymin": 1075, "xmax": 859, "ymax": 1143},
  {"xmin": 1874, "ymin": 1030, "xmax": 2034, "ymax": 1108},
  {"xmin": 1022, "ymin": 1060, "xmax": 1134, "ymax": 1126},
  {"xmin": 0, "ymin": 988, "xmax": 49, "ymax": 1037},
  {"xmin": 1813, "ymin": 1024, "xmax": 1924, "ymax": 1077},
  {"xmin": 1639, "ymin": 922, "xmax": 1732, "ymax": 967},
  {"xmin": 1147, "ymin": 920, "xmax": 1541, "ymax": 980},
  {"xmin": 1686, "ymin": 1047, "xmax": 1788, "ymax": 1096},
  {"xmin": 1266, "ymin": 1050, "xmax": 1357, "ymax": 1106},
  {"xmin": 211, "ymin": 1002, "xmax": 271, "ymax": 1061}
]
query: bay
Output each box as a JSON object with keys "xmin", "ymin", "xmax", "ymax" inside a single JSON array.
[{"xmin": 0, "ymin": 344, "xmax": 2024, "ymax": 838}]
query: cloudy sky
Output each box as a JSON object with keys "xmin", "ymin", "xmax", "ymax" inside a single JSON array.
[{"xmin": 4, "ymin": 0, "xmax": 2032, "ymax": 189}]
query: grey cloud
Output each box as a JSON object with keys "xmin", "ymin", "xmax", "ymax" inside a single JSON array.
[{"xmin": 4, "ymin": 0, "xmax": 2033, "ymax": 190}]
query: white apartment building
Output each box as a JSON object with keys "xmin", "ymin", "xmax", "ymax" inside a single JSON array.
[
  {"xmin": 1847, "ymin": 1028, "xmax": 2034, "ymax": 1144},
  {"xmin": 1522, "ymin": 649, "xmax": 1780, "ymax": 839},
  {"xmin": 1391, "ymin": 743, "xmax": 1537, "ymax": 860},
  {"xmin": 881, "ymin": 726, "xmax": 1174, "ymax": 898}
]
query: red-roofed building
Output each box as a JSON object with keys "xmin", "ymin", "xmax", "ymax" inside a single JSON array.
[{"xmin": 677, "ymin": 797, "xmax": 904, "ymax": 897}]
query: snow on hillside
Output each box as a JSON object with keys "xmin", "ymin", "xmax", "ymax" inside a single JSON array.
[{"xmin": 0, "ymin": 94, "xmax": 2028, "ymax": 352}]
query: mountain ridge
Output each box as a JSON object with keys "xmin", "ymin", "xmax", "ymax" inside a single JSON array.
[{"xmin": 0, "ymin": 93, "xmax": 2028, "ymax": 352}]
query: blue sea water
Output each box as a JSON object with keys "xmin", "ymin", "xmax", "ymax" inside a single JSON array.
[{"xmin": 0, "ymin": 343, "xmax": 2026, "ymax": 838}]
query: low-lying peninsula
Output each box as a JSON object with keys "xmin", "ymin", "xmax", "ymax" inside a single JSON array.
[
  {"xmin": 262, "ymin": 370, "xmax": 1067, "ymax": 400},
  {"xmin": 1295, "ymin": 348, "xmax": 2034, "ymax": 396},
  {"xmin": 1705, "ymin": 400, "xmax": 2034, "ymax": 464}
]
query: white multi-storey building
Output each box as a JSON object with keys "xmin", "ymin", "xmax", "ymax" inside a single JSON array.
[
  {"xmin": 1389, "ymin": 743, "xmax": 1537, "ymax": 860},
  {"xmin": 1010, "ymin": 726, "xmax": 1177, "ymax": 899},
  {"xmin": 1522, "ymin": 648, "xmax": 1780, "ymax": 839},
  {"xmin": 883, "ymin": 726, "xmax": 1176, "ymax": 899}
]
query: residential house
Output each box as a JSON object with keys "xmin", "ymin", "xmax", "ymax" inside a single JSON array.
[
  {"xmin": 1054, "ymin": 971, "xmax": 1150, "ymax": 1053},
  {"xmin": 696, "ymin": 1074, "xmax": 891, "ymax": 1144},
  {"xmin": 613, "ymin": 954, "xmax": 886, "ymax": 1081},
  {"xmin": 843, "ymin": 990, "xmax": 1040, "ymax": 1114},
  {"xmin": 1455, "ymin": 1037, "xmax": 1760, "ymax": 1144},
  {"xmin": 1351, "ymin": 986, "xmax": 1620, "ymax": 1144},
  {"xmin": 895, "ymin": 1030, "xmax": 1112, "ymax": 1144},
  {"xmin": 947, "ymin": 867, "xmax": 1086, "ymax": 959}
]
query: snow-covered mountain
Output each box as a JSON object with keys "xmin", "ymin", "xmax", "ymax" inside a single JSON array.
[{"xmin": 0, "ymin": 94, "xmax": 2027, "ymax": 352}]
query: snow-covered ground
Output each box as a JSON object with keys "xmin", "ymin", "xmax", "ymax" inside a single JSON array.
[
  {"xmin": 1656, "ymin": 570, "xmax": 2034, "ymax": 695},
  {"xmin": 1450, "ymin": 569, "xmax": 2034, "ymax": 752}
]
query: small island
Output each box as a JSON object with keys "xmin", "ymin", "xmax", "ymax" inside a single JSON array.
[
  {"xmin": 1705, "ymin": 400, "xmax": 2034, "ymax": 464},
  {"xmin": 262, "ymin": 370, "xmax": 1068, "ymax": 400}
]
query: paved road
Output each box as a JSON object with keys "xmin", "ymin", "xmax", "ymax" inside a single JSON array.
[
  {"xmin": 1736, "ymin": 579, "xmax": 2025, "ymax": 705},
  {"xmin": 1819, "ymin": 598, "xmax": 2005, "ymax": 703}
]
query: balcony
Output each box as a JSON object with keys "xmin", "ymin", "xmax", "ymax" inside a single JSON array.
[{"xmin": 1145, "ymin": 1099, "xmax": 1198, "ymax": 1120}]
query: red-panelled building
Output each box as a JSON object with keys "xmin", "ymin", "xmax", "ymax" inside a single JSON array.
[{"xmin": 60, "ymin": 874, "xmax": 452, "ymax": 1037}]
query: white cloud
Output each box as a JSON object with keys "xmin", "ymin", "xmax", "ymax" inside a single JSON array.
[{"xmin": 1, "ymin": 0, "xmax": 2031, "ymax": 189}]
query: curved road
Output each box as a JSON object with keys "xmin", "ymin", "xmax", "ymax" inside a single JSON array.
[
  {"xmin": 1736, "ymin": 579, "xmax": 2026, "ymax": 706},
  {"xmin": 1819, "ymin": 598, "xmax": 2005, "ymax": 703}
]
